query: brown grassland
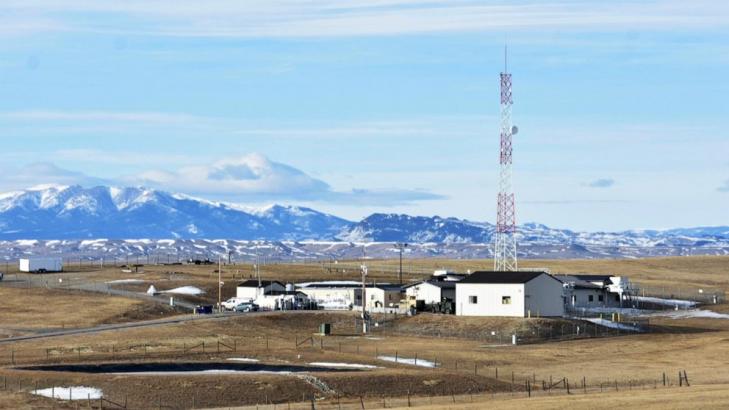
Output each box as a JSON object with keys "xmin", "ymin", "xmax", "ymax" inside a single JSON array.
[{"xmin": 0, "ymin": 255, "xmax": 726, "ymax": 409}]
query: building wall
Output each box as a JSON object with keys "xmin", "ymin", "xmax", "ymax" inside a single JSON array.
[
  {"xmin": 524, "ymin": 275, "xmax": 564, "ymax": 317},
  {"xmin": 298, "ymin": 287, "xmax": 356, "ymax": 309},
  {"xmin": 406, "ymin": 283, "xmax": 443, "ymax": 304},
  {"xmin": 568, "ymin": 288, "xmax": 621, "ymax": 308},
  {"xmin": 355, "ymin": 288, "xmax": 404, "ymax": 310},
  {"xmin": 456, "ymin": 283, "xmax": 525, "ymax": 317}
]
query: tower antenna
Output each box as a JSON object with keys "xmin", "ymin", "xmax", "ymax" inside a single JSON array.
[
  {"xmin": 504, "ymin": 44, "xmax": 507, "ymax": 72},
  {"xmin": 494, "ymin": 46, "xmax": 518, "ymax": 272}
]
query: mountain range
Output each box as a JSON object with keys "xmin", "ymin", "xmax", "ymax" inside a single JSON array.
[{"xmin": 0, "ymin": 185, "xmax": 727, "ymax": 259}]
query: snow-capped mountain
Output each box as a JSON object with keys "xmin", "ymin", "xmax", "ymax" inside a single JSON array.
[
  {"xmin": 0, "ymin": 185, "xmax": 727, "ymax": 260},
  {"xmin": 0, "ymin": 185, "xmax": 350, "ymax": 240},
  {"xmin": 339, "ymin": 213, "xmax": 494, "ymax": 243}
]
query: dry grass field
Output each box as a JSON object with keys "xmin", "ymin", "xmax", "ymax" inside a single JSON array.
[
  {"xmin": 0, "ymin": 255, "xmax": 727, "ymax": 408},
  {"xmin": 0, "ymin": 287, "xmax": 175, "ymax": 334}
]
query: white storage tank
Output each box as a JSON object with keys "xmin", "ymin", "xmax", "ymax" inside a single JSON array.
[{"xmin": 19, "ymin": 257, "xmax": 63, "ymax": 273}]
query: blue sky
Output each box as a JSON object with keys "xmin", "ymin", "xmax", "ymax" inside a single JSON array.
[{"xmin": 0, "ymin": 1, "xmax": 727, "ymax": 231}]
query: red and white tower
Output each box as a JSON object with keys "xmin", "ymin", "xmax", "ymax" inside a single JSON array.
[{"xmin": 494, "ymin": 48, "xmax": 518, "ymax": 272}]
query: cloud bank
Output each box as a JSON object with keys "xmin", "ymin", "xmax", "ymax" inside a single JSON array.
[
  {"xmin": 1, "ymin": 1, "xmax": 727, "ymax": 38},
  {"xmin": 0, "ymin": 154, "xmax": 444, "ymax": 206}
]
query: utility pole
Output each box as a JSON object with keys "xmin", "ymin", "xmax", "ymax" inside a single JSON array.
[
  {"xmin": 395, "ymin": 243, "xmax": 407, "ymax": 285},
  {"xmin": 361, "ymin": 263, "xmax": 368, "ymax": 334},
  {"xmin": 218, "ymin": 255, "xmax": 222, "ymax": 312}
]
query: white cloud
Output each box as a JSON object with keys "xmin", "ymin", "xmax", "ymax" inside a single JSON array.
[
  {"xmin": 0, "ymin": 162, "xmax": 110, "ymax": 189},
  {"xmin": 0, "ymin": 110, "xmax": 205, "ymax": 124},
  {"xmin": 0, "ymin": 154, "xmax": 444, "ymax": 206},
  {"xmin": 128, "ymin": 153, "xmax": 445, "ymax": 204},
  {"xmin": 1, "ymin": 1, "xmax": 727, "ymax": 38}
]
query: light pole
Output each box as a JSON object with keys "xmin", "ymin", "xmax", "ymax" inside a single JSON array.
[
  {"xmin": 218, "ymin": 255, "xmax": 222, "ymax": 313},
  {"xmin": 395, "ymin": 243, "xmax": 408, "ymax": 285}
]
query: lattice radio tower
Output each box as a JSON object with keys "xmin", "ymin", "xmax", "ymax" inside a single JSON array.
[{"xmin": 494, "ymin": 47, "xmax": 518, "ymax": 272}]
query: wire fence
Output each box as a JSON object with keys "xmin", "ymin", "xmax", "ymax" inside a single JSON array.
[
  {"xmin": 634, "ymin": 284, "xmax": 726, "ymax": 305},
  {"xmin": 0, "ymin": 311, "xmax": 702, "ymax": 409}
]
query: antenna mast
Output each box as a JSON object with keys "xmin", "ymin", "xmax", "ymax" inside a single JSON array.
[{"xmin": 494, "ymin": 46, "xmax": 518, "ymax": 272}]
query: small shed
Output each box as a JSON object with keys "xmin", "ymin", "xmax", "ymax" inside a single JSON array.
[{"xmin": 456, "ymin": 271, "xmax": 564, "ymax": 317}]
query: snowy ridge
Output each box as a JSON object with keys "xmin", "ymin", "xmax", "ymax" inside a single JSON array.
[{"xmin": 0, "ymin": 185, "xmax": 727, "ymax": 260}]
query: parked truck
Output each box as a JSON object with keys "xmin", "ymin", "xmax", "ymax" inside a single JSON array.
[{"xmin": 19, "ymin": 258, "xmax": 63, "ymax": 273}]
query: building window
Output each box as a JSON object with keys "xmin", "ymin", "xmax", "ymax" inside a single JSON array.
[
  {"xmin": 615, "ymin": 294, "xmax": 620, "ymax": 302},
  {"xmin": 502, "ymin": 296, "xmax": 511, "ymax": 305},
  {"xmin": 598, "ymin": 295, "xmax": 604, "ymax": 302},
  {"xmin": 469, "ymin": 296, "xmax": 478, "ymax": 304},
  {"xmin": 588, "ymin": 295, "xmax": 594, "ymax": 302}
]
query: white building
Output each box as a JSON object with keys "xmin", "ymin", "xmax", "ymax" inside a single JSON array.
[
  {"xmin": 19, "ymin": 258, "xmax": 63, "ymax": 273},
  {"xmin": 404, "ymin": 280, "xmax": 456, "ymax": 306},
  {"xmin": 456, "ymin": 271, "xmax": 564, "ymax": 317},
  {"xmin": 354, "ymin": 284, "xmax": 404, "ymax": 311},
  {"xmin": 297, "ymin": 281, "xmax": 360, "ymax": 310},
  {"xmin": 556, "ymin": 274, "xmax": 633, "ymax": 309},
  {"xmin": 255, "ymin": 290, "xmax": 311, "ymax": 311},
  {"xmin": 236, "ymin": 280, "xmax": 285, "ymax": 300}
]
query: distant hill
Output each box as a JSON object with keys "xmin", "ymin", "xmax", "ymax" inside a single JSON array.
[{"xmin": 0, "ymin": 185, "xmax": 727, "ymax": 259}]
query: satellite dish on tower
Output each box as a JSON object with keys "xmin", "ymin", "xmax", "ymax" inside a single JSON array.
[{"xmin": 512, "ymin": 125, "xmax": 519, "ymax": 135}]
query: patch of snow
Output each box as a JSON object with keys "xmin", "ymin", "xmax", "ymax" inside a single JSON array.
[
  {"xmin": 160, "ymin": 286, "xmax": 204, "ymax": 296},
  {"xmin": 633, "ymin": 296, "xmax": 697, "ymax": 308},
  {"xmin": 377, "ymin": 356, "xmax": 436, "ymax": 368},
  {"xmin": 107, "ymin": 279, "xmax": 146, "ymax": 285},
  {"xmin": 309, "ymin": 362, "xmax": 380, "ymax": 369},
  {"xmin": 15, "ymin": 240, "xmax": 38, "ymax": 246},
  {"xmin": 653, "ymin": 309, "xmax": 729, "ymax": 320},
  {"xmin": 584, "ymin": 318, "xmax": 642, "ymax": 332},
  {"xmin": 226, "ymin": 358, "xmax": 260, "ymax": 363},
  {"xmin": 32, "ymin": 386, "xmax": 102, "ymax": 401}
]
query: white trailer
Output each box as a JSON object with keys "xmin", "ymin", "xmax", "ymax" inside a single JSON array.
[{"xmin": 19, "ymin": 258, "xmax": 63, "ymax": 273}]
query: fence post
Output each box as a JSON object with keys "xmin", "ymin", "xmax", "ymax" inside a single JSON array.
[
  {"xmin": 683, "ymin": 370, "xmax": 690, "ymax": 387},
  {"xmin": 663, "ymin": 372, "xmax": 666, "ymax": 386}
]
